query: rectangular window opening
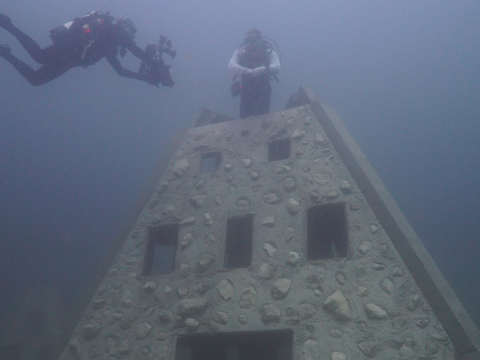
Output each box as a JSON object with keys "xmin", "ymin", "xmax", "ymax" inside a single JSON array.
[
  {"xmin": 144, "ymin": 224, "xmax": 179, "ymax": 275},
  {"xmin": 175, "ymin": 330, "xmax": 293, "ymax": 360},
  {"xmin": 307, "ymin": 203, "xmax": 348, "ymax": 260},
  {"xmin": 268, "ymin": 139, "xmax": 291, "ymax": 162},
  {"xmin": 224, "ymin": 216, "xmax": 253, "ymax": 269},
  {"xmin": 200, "ymin": 152, "xmax": 221, "ymax": 173}
]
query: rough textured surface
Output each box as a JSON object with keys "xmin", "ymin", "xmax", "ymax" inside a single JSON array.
[{"xmin": 58, "ymin": 103, "xmax": 460, "ymax": 360}]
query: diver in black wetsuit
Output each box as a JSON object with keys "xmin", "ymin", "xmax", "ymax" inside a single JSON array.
[{"xmin": 0, "ymin": 12, "xmax": 174, "ymax": 87}]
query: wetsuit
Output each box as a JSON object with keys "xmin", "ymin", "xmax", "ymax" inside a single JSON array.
[
  {"xmin": 0, "ymin": 14, "xmax": 153, "ymax": 86},
  {"xmin": 228, "ymin": 44, "xmax": 280, "ymax": 119}
]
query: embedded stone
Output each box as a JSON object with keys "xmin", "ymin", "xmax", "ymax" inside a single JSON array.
[
  {"xmin": 156, "ymin": 331, "xmax": 167, "ymax": 341},
  {"xmin": 309, "ymin": 190, "xmax": 322, "ymax": 202},
  {"xmin": 312, "ymin": 172, "xmax": 331, "ymax": 185},
  {"xmin": 83, "ymin": 323, "xmax": 101, "ymax": 340},
  {"xmin": 292, "ymin": 128, "xmax": 307, "ymax": 139},
  {"xmin": 393, "ymin": 267, "xmax": 404, "ymax": 277},
  {"xmin": 173, "ymin": 159, "xmax": 190, "ymax": 176},
  {"xmin": 357, "ymin": 286, "xmax": 369, "ymax": 297},
  {"xmin": 177, "ymin": 298, "xmax": 208, "ymax": 315},
  {"xmin": 229, "ymin": 185, "xmax": 237, "ymax": 193},
  {"xmin": 207, "ymin": 196, "xmax": 219, "ymax": 207},
  {"xmin": 205, "ymin": 233, "xmax": 216, "ymax": 246},
  {"xmin": 369, "ymin": 224, "xmax": 379, "ymax": 233},
  {"xmin": 217, "ymin": 279, "xmax": 234, "ymax": 301},
  {"xmin": 358, "ymin": 241, "xmax": 372, "ymax": 255},
  {"xmin": 331, "ymin": 352, "xmax": 346, "ymax": 360},
  {"xmin": 125, "ymin": 272, "xmax": 137, "ymax": 285},
  {"xmin": 242, "ymin": 158, "xmax": 252, "ymax": 168},
  {"xmin": 224, "ymin": 163, "xmax": 232, "ymax": 171},
  {"xmin": 92, "ymin": 299, "xmax": 106, "ymax": 309},
  {"xmin": 271, "ymin": 278, "xmax": 291, "ymax": 299},
  {"xmin": 212, "ymin": 311, "xmax": 229, "ymax": 325},
  {"xmin": 106, "ymin": 336, "xmax": 118, "ymax": 354},
  {"xmin": 303, "ymin": 339, "xmax": 320, "ymax": 360},
  {"xmin": 262, "ymin": 215, "xmax": 276, "ymax": 227},
  {"xmin": 323, "ymin": 290, "xmax": 351, "ymax": 321},
  {"xmin": 164, "ymin": 285, "xmax": 172, "ymax": 294},
  {"xmin": 358, "ymin": 340, "xmax": 380, "ymax": 358},
  {"xmin": 365, "ymin": 303, "xmax": 388, "ymax": 319},
  {"xmin": 120, "ymin": 317, "xmax": 133, "ymax": 330},
  {"xmin": 276, "ymin": 165, "xmax": 291, "ymax": 174},
  {"xmin": 196, "ymin": 180, "xmax": 205, "ymax": 189},
  {"xmin": 327, "ymin": 190, "xmax": 338, "ymax": 200},
  {"xmin": 189, "ymin": 195, "xmax": 206, "ymax": 208},
  {"xmin": 237, "ymin": 197, "xmax": 250, "ymax": 207},
  {"xmin": 407, "ymin": 294, "xmax": 420, "ymax": 311},
  {"xmin": 285, "ymin": 227, "xmax": 295, "ymax": 242},
  {"xmin": 372, "ymin": 262, "xmax": 386, "ymax": 270},
  {"xmin": 357, "ymin": 265, "xmax": 367, "ymax": 278},
  {"xmin": 400, "ymin": 338, "xmax": 415, "ymax": 357},
  {"xmin": 335, "ymin": 272, "xmax": 346, "ymax": 285},
  {"xmin": 197, "ymin": 280, "xmax": 213, "ymax": 294},
  {"xmin": 339, "ymin": 180, "xmax": 351, "ymax": 194},
  {"xmin": 68, "ymin": 339, "xmax": 82, "ymax": 359},
  {"xmin": 180, "ymin": 216, "xmax": 196, "ymax": 225},
  {"xmin": 238, "ymin": 314, "xmax": 248, "ymax": 324},
  {"xmin": 120, "ymin": 289, "xmax": 133, "ymax": 308},
  {"xmin": 239, "ymin": 286, "xmax": 258, "ymax": 309},
  {"xmin": 142, "ymin": 281, "xmax": 157, "ymax": 293},
  {"xmin": 204, "ymin": 212, "xmax": 215, "ymax": 226},
  {"xmin": 125, "ymin": 256, "xmax": 138, "ymax": 265},
  {"xmin": 295, "ymin": 148, "xmax": 304, "ymax": 155},
  {"xmin": 106, "ymin": 311, "xmax": 123, "ymax": 325},
  {"xmin": 258, "ymin": 263, "xmax": 276, "ymax": 279},
  {"xmin": 330, "ymin": 329, "xmax": 343, "ymax": 338},
  {"xmin": 425, "ymin": 339, "xmax": 438, "ymax": 355},
  {"xmin": 287, "ymin": 199, "xmax": 300, "ymax": 214},
  {"xmin": 283, "ymin": 177, "xmax": 296, "ymax": 192},
  {"xmin": 262, "ymin": 193, "xmax": 281, "ymax": 204},
  {"xmin": 177, "ymin": 285, "xmax": 189, "ymax": 297},
  {"xmin": 286, "ymin": 251, "xmax": 301, "ymax": 265},
  {"xmin": 196, "ymin": 254, "xmax": 215, "ymax": 273},
  {"xmin": 380, "ymin": 278, "xmax": 394, "ymax": 294},
  {"xmin": 324, "ymin": 154, "xmax": 334, "ymax": 164},
  {"xmin": 137, "ymin": 323, "xmax": 153, "ymax": 339},
  {"xmin": 264, "ymin": 242, "xmax": 277, "ymax": 257},
  {"xmin": 296, "ymin": 304, "xmax": 316, "ymax": 319},
  {"xmin": 416, "ymin": 318, "xmax": 430, "ymax": 329},
  {"xmin": 181, "ymin": 233, "xmax": 194, "ymax": 249},
  {"xmin": 306, "ymin": 275, "xmax": 324, "ymax": 290},
  {"xmin": 250, "ymin": 171, "xmax": 259, "ymax": 180},
  {"xmin": 185, "ymin": 318, "xmax": 199, "ymax": 330},
  {"xmin": 260, "ymin": 303, "xmax": 281, "ymax": 322},
  {"xmin": 392, "ymin": 316, "xmax": 407, "ymax": 329},
  {"xmin": 159, "ymin": 310, "xmax": 173, "ymax": 323},
  {"xmin": 119, "ymin": 339, "xmax": 131, "ymax": 355},
  {"xmin": 315, "ymin": 133, "xmax": 325, "ymax": 144},
  {"xmin": 349, "ymin": 197, "xmax": 363, "ymax": 210}
]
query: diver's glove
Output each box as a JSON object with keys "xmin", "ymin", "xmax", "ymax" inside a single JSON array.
[{"xmin": 251, "ymin": 66, "xmax": 267, "ymax": 77}]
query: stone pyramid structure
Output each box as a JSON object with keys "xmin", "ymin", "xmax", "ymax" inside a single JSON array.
[{"xmin": 56, "ymin": 86, "xmax": 480, "ymax": 360}]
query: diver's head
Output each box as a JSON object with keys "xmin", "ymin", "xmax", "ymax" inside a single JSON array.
[
  {"xmin": 244, "ymin": 29, "xmax": 262, "ymax": 56},
  {"xmin": 118, "ymin": 16, "xmax": 137, "ymax": 41}
]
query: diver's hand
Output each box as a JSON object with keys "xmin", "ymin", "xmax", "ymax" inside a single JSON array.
[
  {"xmin": 251, "ymin": 66, "xmax": 267, "ymax": 76},
  {"xmin": 244, "ymin": 68, "xmax": 254, "ymax": 76}
]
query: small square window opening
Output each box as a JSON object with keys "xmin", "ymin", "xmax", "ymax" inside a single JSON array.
[
  {"xmin": 224, "ymin": 216, "xmax": 253, "ymax": 269},
  {"xmin": 144, "ymin": 224, "xmax": 179, "ymax": 275},
  {"xmin": 200, "ymin": 152, "xmax": 221, "ymax": 173},
  {"xmin": 268, "ymin": 139, "xmax": 291, "ymax": 162}
]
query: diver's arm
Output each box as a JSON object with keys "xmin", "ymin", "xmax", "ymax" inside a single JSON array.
[
  {"xmin": 228, "ymin": 50, "xmax": 253, "ymax": 76},
  {"xmin": 126, "ymin": 44, "xmax": 152, "ymax": 62},
  {"xmin": 268, "ymin": 51, "xmax": 280, "ymax": 73},
  {"xmin": 106, "ymin": 53, "xmax": 148, "ymax": 81}
]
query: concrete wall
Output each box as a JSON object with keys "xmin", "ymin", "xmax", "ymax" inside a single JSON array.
[{"xmin": 60, "ymin": 105, "xmax": 456, "ymax": 360}]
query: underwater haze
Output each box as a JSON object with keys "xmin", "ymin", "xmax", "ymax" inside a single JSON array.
[{"xmin": 1, "ymin": 0, "xmax": 480, "ymax": 353}]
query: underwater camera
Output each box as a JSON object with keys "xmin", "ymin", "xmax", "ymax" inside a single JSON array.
[{"xmin": 158, "ymin": 34, "xmax": 177, "ymax": 59}]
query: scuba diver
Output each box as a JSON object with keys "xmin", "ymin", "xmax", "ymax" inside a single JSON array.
[
  {"xmin": 0, "ymin": 11, "xmax": 175, "ymax": 87},
  {"xmin": 138, "ymin": 34, "xmax": 176, "ymax": 88},
  {"xmin": 228, "ymin": 29, "xmax": 280, "ymax": 119}
]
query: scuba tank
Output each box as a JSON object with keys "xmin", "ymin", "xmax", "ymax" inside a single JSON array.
[{"xmin": 49, "ymin": 11, "xmax": 107, "ymax": 45}]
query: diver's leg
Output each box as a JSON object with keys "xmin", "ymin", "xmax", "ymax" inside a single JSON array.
[
  {"xmin": 259, "ymin": 81, "xmax": 272, "ymax": 115},
  {"xmin": 0, "ymin": 49, "xmax": 73, "ymax": 86},
  {"xmin": 0, "ymin": 13, "xmax": 50, "ymax": 64}
]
